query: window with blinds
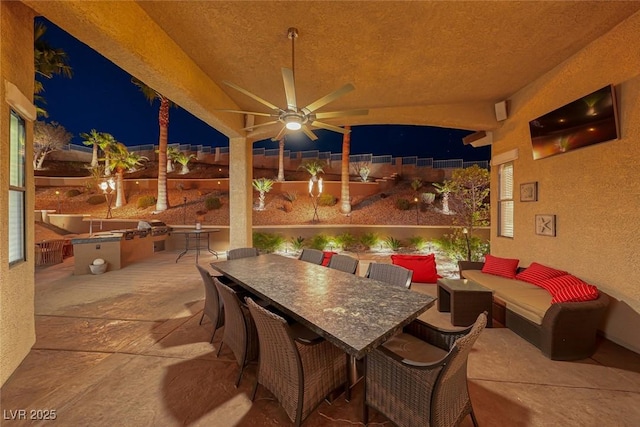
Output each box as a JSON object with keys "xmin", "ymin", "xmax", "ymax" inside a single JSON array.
[
  {"xmin": 498, "ymin": 162, "xmax": 514, "ymax": 238},
  {"xmin": 9, "ymin": 110, "xmax": 26, "ymax": 265}
]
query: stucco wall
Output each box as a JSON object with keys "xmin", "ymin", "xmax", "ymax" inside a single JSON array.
[
  {"xmin": 0, "ymin": 2, "xmax": 36, "ymax": 386},
  {"xmin": 490, "ymin": 11, "xmax": 640, "ymax": 352}
]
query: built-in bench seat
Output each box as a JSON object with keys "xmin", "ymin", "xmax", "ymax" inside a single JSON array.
[{"xmin": 459, "ymin": 261, "xmax": 609, "ymax": 361}]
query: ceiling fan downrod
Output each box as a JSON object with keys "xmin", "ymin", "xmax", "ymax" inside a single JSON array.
[{"xmin": 287, "ymin": 27, "xmax": 298, "ymax": 80}]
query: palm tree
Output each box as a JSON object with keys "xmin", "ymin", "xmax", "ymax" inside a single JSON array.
[
  {"xmin": 252, "ymin": 178, "xmax": 274, "ymax": 211},
  {"xmin": 433, "ymin": 180, "xmax": 457, "ymax": 215},
  {"xmin": 131, "ymin": 77, "xmax": 177, "ymax": 212},
  {"xmin": 80, "ymin": 129, "xmax": 102, "ymax": 167},
  {"xmin": 166, "ymin": 145, "xmax": 181, "ymax": 173},
  {"xmin": 174, "ymin": 152, "xmax": 196, "ymax": 174},
  {"xmin": 107, "ymin": 142, "xmax": 147, "ymax": 208},
  {"xmin": 277, "ymin": 138, "xmax": 285, "ymax": 181},
  {"xmin": 298, "ymin": 159, "xmax": 325, "ymax": 181},
  {"xmin": 98, "ymin": 133, "xmax": 117, "ymax": 176},
  {"xmin": 340, "ymin": 126, "xmax": 351, "ymax": 214},
  {"xmin": 34, "ymin": 22, "xmax": 73, "ymax": 117}
]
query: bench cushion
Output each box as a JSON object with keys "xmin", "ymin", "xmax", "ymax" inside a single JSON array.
[{"xmin": 462, "ymin": 269, "xmax": 551, "ymax": 325}]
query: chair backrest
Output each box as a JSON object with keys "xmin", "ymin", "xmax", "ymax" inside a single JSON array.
[
  {"xmin": 227, "ymin": 247, "xmax": 259, "ymax": 260},
  {"xmin": 245, "ymin": 297, "xmax": 303, "ymax": 423},
  {"xmin": 327, "ymin": 254, "xmax": 359, "ymax": 274},
  {"xmin": 432, "ymin": 312, "xmax": 487, "ymax": 427},
  {"xmin": 365, "ymin": 262, "xmax": 413, "ymax": 288},
  {"xmin": 196, "ymin": 265, "xmax": 224, "ymax": 329},
  {"xmin": 213, "ymin": 278, "xmax": 258, "ymax": 366},
  {"xmin": 36, "ymin": 239, "xmax": 66, "ymax": 265},
  {"xmin": 298, "ymin": 248, "xmax": 324, "ymax": 265}
]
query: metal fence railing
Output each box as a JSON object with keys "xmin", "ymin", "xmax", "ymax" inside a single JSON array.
[
  {"xmin": 64, "ymin": 142, "xmax": 487, "ymax": 169},
  {"xmin": 372, "ymin": 155, "xmax": 392, "ymax": 164},
  {"xmin": 416, "ymin": 158, "xmax": 434, "ymax": 168},
  {"xmin": 402, "ymin": 156, "xmax": 417, "ymax": 165},
  {"xmin": 300, "ymin": 150, "xmax": 320, "ymax": 159},
  {"xmin": 433, "ymin": 159, "xmax": 464, "ymax": 169}
]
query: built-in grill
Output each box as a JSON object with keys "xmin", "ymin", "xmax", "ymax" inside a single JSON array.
[{"xmin": 148, "ymin": 220, "xmax": 170, "ymax": 236}]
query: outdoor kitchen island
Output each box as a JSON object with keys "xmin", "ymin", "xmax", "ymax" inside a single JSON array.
[{"xmin": 71, "ymin": 229, "xmax": 155, "ymax": 275}]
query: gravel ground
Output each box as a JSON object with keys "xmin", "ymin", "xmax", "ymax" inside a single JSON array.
[{"xmin": 35, "ymin": 182, "xmax": 460, "ymax": 227}]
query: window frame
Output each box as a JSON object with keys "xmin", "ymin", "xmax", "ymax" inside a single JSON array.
[
  {"xmin": 9, "ymin": 109, "xmax": 27, "ymax": 265},
  {"xmin": 498, "ymin": 162, "xmax": 514, "ymax": 238}
]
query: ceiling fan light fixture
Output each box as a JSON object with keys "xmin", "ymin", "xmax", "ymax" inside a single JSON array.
[{"xmin": 284, "ymin": 116, "xmax": 302, "ymax": 130}]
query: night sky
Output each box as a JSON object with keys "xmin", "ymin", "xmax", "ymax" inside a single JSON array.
[{"xmin": 36, "ymin": 18, "xmax": 490, "ymax": 161}]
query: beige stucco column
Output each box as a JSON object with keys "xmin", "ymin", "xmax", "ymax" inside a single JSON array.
[
  {"xmin": 228, "ymin": 137, "xmax": 252, "ymax": 248},
  {"xmin": 1, "ymin": 1, "xmax": 36, "ymax": 386}
]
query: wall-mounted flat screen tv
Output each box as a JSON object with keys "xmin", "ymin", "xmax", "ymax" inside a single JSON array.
[{"xmin": 529, "ymin": 85, "xmax": 619, "ymax": 160}]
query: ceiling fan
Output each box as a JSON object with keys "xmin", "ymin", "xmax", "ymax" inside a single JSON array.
[{"xmin": 219, "ymin": 27, "xmax": 368, "ymax": 141}]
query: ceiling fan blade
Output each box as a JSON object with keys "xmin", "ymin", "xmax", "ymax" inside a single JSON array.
[
  {"xmin": 302, "ymin": 83, "xmax": 355, "ymax": 114},
  {"xmin": 282, "ymin": 68, "xmax": 297, "ymax": 111},
  {"xmin": 301, "ymin": 125, "xmax": 318, "ymax": 141},
  {"xmin": 243, "ymin": 120, "xmax": 280, "ymax": 131},
  {"xmin": 223, "ymin": 80, "xmax": 279, "ymax": 111},
  {"xmin": 217, "ymin": 109, "xmax": 274, "ymax": 117},
  {"xmin": 314, "ymin": 109, "xmax": 369, "ymax": 120},
  {"xmin": 311, "ymin": 121, "xmax": 351, "ymax": 134},
  {"xmin": 273, "ymin": 125, "xmax": 288, "ymax": 141}
]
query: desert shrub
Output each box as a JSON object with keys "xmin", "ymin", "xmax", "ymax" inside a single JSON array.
[
  {"xmin": 86, "ymin": 195, "xmax": 105, "ymax": 205},
  {"xmin": 290, "ymin": 236, "xmax": 305, "ymax": 252},
  {"xmin": 137, "ymin": 195, "xmax": 156, "ymax": 209},
  {"xmin": 334, "ymin": 233, "xmax": 357, "ymax": 251},
  {"xmin": 359, "ymin": 232, "xmax": 379, "ymax": 250},
  {"xmin": 384, "ymin": 236, "xmax": 403, "ymax": 251},
  {"xmin": 282, "ymin": 191, "xmax": 298, "ymax": 203},
  {"xmin": 65, "ymin": 189, "xmax": 81, "ymax": 198},
  {"xmin": 318, "ymin": 193, "xmax": 337, "ymax": 206},
  {"xmin": 433, "ymin": 229, "xmax": 490, "ymax": 262},
  {"xmin": 205, "ymin": 196, "xmax": 223, "ymax": 210},
  {"xmin": 408, "ymin": 236, "xmax": 430, "ymax": 252},
  {"xmin": 309, "ymin": 233, "xmax": 330, "ymax": 250},
  {"xmin": 395, "ymin": 198, "xmax": 412, "ymax": 210},
  {"xmin": 252, "ymin": 232, "xmax": 285, "ymax": 253},
  {"xmin": 421, "ymin": 192, "xmax": 436, "ymax": 204}
]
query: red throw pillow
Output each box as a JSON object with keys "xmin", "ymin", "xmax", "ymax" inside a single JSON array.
[
  {"xmin": 481, "ymin": 254, "xmax": 519, "ymax": 279},
  {"xmin": 515, "ymin": 262, "xmax": 568, "ymax": 286},
  {"xmin": 539, "ymin": 275, "xmax": 600, "ymax": 303},
  {"xmin": 391, "ymin": 254, "xmax": 438, "ymax": 283},
  {"xmin": 321, "ymin": 251, "xmax": 337, "ymax": 267}
]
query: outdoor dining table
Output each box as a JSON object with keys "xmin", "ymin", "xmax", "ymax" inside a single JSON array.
[
  {"xmin": 210, "ymin": 253, "xmax": 436, "ymax": 360},
  {"xmin": 171, "ymin": 228, "xmax": 219, "ymax": 263}
]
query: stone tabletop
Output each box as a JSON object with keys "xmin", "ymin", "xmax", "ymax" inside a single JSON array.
[{"xmin": 211, "ymin": 254, "xmax": 435, "ymax": 359}]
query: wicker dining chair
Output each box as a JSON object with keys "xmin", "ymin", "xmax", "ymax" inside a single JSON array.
[
  {"xmin": 327, "ymin": 254, "xmax": 359, "ymax": 274},
  {"xmin": 213, "ymin": 278, "xmax": 259, "ymax": 387},
  {"xmin": 365, "ymin": 262, "xmax": 413, "ymax": 289},
  {"xmin": 298, "ymin": 248, "xmax": 324, "ymax": 265},
  {"xmin": 227, "ymin": 247, "xmax": 259, "ymax": 260},
  {"xmin": 35, "ymin": 239, "xmax": 66, "ymax": 266},
  {"xmin": 246, "ymin": 297, "xmax": 348, "ymax": 427},
  {"xmin": 195, "ymin": 265, "xmax": 224, "ymax": 343},
  {"xmin": 364, "ymin": 312, "xmax": 488, "ymax": 427}
]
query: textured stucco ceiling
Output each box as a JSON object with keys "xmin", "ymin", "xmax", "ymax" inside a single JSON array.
[
  {"xmin": 24, "ymin": 1, "xmax": 640, "ymax": 140},
  {"xmin": 133, "ymin": 1, "xmax": 640, "ymax": 138}
]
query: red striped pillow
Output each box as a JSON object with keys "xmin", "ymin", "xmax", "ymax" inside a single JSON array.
[
  {"xmin": 515, "ymin": 262, "xmax": 568, "ymax": 286},
  {"xmin": 538, "ymin": 275, "xmax": 600, "ymax": 303},
  {"xmin": 481, "ymin": 254, "xmax": 519, "ymax": 279}
]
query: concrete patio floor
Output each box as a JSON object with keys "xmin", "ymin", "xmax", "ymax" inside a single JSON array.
[{"xmin": 1, "ymin": 251, "xmax": 639, "ymax": 426}]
